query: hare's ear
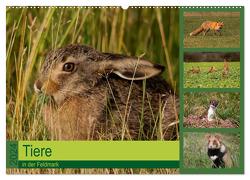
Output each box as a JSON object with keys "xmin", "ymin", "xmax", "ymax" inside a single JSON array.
[{"xmin": 100, "ymin": 58, "xmax": 165, "ymax": 80}]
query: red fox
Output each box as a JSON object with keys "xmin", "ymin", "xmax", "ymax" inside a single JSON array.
[{"xmin": 190, "ymin": 21, "xmax": 224, "ymax": 36}]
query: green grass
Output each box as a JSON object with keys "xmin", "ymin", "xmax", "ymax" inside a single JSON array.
[
  {"xmin": 7, "ymin": 168, "xmax": 179, "ymax": 174},
  {"xmin": 7, "ymin": 7, "xmax": 179, "ymax": 140},
  {"xmin": 184, "ymin": 16, "xmax": 240, "ymax": 48},
  {"xmin": 184, "ymin": 62, "xmax": 240, "ymax": 88},
  {"xmin": 6, "ymin": 7, "xmax": 179, "ymax": 174},
  {"xmin": 183, "ymin": 132, "xmax": 240, "ymax": 168},
  {"xmin": 184, "ymin": 92, "xmax": 240, "ymax": 128}
]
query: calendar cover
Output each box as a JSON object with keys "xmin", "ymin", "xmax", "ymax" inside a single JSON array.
[{"xmin": 6, "ymin": 6, "xmax": 244, "ymax": 174}]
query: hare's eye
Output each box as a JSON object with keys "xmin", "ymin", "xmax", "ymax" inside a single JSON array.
[{"xmin": 63, "ymin": 63, "xmax": 75, "ymax": 72}]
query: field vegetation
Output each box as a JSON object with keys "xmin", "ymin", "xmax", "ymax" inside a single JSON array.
[
  {"xmin": 184, "ymin": 62, "xmax": 240, "ymax": 88},
  {"xmin": 183, "ymin": 132, "xmax": 240, "ymax": 169},
  {"xmin": 6, "ymin": 7, "xmax": 179, "ymax": 174},
  {"xmin": 184, "ymin": 92, "xmax": 240, "ymax": 128},
  {"xmin": 184, "ymin": 12, "xmax": 240, "ymax": 48}
]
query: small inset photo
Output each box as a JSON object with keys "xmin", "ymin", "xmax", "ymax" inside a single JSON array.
[
  {"xmin": 184, "ymin": 52, "xmax": 240, "ymax": 88},
  {"xmin": 184, "ymin": 92, "xmax": 240, "ymax": 128},
  {"xmin": 184, "ymin": 11, "xmax": 240, "ymax": 48},
  {"xmin": 183, "ymin": 132, "xmax": 240, "ymax": 169}
]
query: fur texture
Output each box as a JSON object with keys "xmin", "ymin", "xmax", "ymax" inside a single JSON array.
[
  {"xmin": 207, "ymin": 100, "xmax": 219, "ymax": 121},
  {"xmin": 206, "ymin": 134, "xmax": 233, "ymax": 168},
  {"xmin": 190, "ymin": 21, "xmax": 224, "ymax": 36},
  {"xmin": 35, "ymin": 44, "xmax": 179, "ymax": 140}
]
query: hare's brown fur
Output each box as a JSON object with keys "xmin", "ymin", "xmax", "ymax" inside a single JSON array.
[{"xmin": 35, "ymin": 44, "xmax": 179, "ymax": 140}]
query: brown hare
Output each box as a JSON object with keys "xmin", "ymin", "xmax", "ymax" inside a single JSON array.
[
  {"xmin": 207, "ymin": 66, "xmax": 216, "ymax": 74},
  {"xmin": 34, "ymin": 44, "xmax": 179, "ymax": 140},
  {"xmin": 222, "ymin": 58, "xmax": 230, "ymax": 77}
]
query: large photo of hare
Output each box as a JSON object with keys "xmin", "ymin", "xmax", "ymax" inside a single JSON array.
[
  {"xmin": 6, "ymin": 7, "xmax": 179, "ymax": 174},
  {"xmin": 184, "ymin": 11, "xmax": 240, "ymax": 48}
]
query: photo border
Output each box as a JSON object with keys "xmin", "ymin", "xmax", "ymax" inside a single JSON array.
[{"xmin": 179, "ymin": 6, "xmax": 244, "ymax": 174}]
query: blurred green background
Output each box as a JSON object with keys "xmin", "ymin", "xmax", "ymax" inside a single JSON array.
[{"xmin": 6, "ymin": 7, "xmax": 179, "ymax": 140}]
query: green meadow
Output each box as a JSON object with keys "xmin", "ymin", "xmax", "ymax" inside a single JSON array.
[
  {"xmin": 184, "ymin": 62, "xmax": 240, "ymax": 88},
  {"xmin": 184, "ymin": 15, "xmax": 240, "ymax": 48}
]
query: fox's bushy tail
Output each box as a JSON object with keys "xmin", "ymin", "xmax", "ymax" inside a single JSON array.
[{"xmin": 189, "ymin": 26, "xmax": 204, "ymax": 36}]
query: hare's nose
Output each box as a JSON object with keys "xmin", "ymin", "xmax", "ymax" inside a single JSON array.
[{"xmin": 34, "ymin": 80, "xmax": 42, "ymax": 93}]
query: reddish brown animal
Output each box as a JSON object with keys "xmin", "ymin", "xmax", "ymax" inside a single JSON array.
[{"xmin": 34, "ymin": 44, "xmax": 179, "ymax": 140}]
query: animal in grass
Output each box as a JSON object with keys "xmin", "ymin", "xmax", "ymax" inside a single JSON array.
[
  {"xmin": 207, "ymin": 66, "xmax": 216, "ymax": 73},
  {"xmin": 222, "ymin": 58, "xmax": 230, "ymax": 76},
  {"xmin": 187, "ymin": 66, "xmax": 194, "ymax": 74},
  {"xmin": 194, "ymin": 67, "xmax": 201, "ymax": 74},
  {"xmin": 207, "ymin": 99, "xmax": 219, "ymax": 121},
  {"xmin": 34, "ymin": 44, "xmax": 179, "ymax": 140},
  {"xmin": 206, "ymin": 134, "xmax": 233, "ymax": 168},
  {"xmin": 188, "ymin": 66, "xmax": 200, "ymax": 74},
  {"xmin": 189, "ymin": 21, "xmax": 224, "ymax": 36}
]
